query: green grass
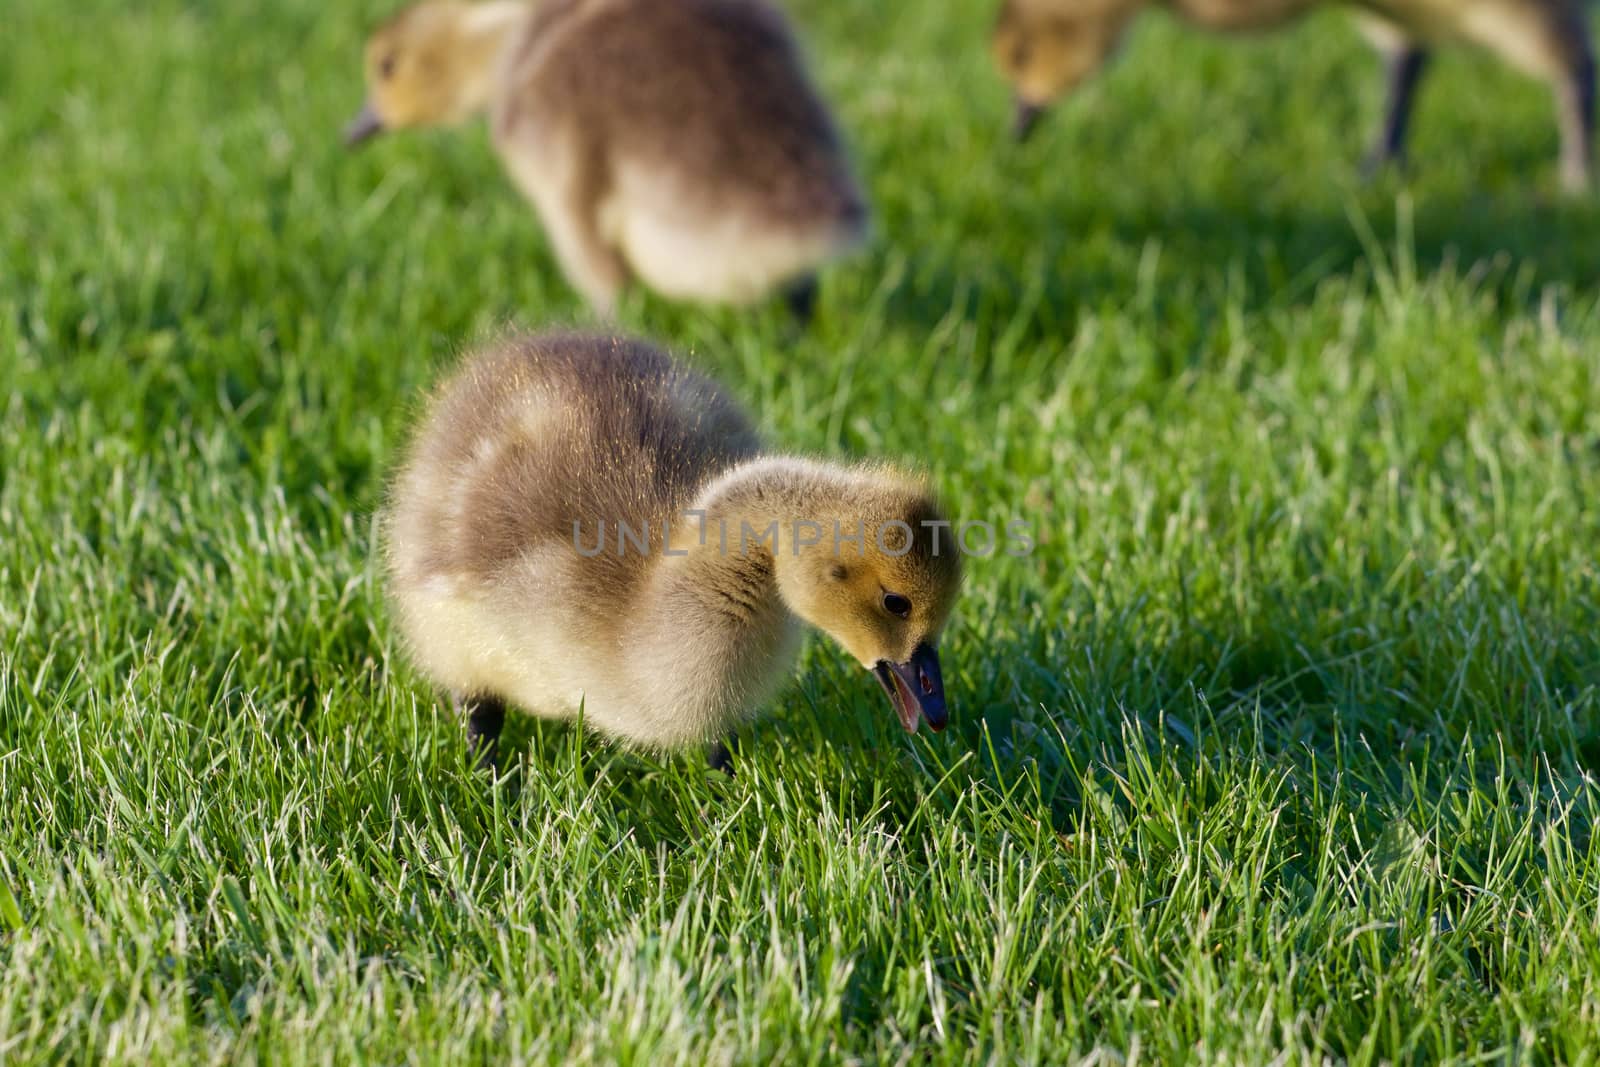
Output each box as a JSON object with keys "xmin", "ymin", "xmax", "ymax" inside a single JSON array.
[{"xmin": 4, "ymin": 0, "xmax": 1600, "ymax": 1061}]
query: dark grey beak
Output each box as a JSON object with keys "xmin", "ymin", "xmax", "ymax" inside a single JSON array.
[
  {"xmin": 343, "ymin": 103, "xmax": 385, "ymax": 147},
  {"xmin": 1013, "ymin": 98, "xmax": 1046, "ymax": 142},
  {"xmin": 873, "ymin": 642, "xmax": 948, "ymax": 734}
]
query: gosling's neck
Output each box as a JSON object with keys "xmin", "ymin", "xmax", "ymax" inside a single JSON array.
[
  {"xmin": 619, "ymin": 459, "xmax": 845, "ymax": 731},
  {"xmin": 451, "ymin": 1, "xmax": 531, "ymax": 115},
  {"xmin": 641, "ymin": 458, "xmax": 862, "ymax": 630}
]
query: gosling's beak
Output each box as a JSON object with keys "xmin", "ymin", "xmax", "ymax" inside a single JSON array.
[
  {"xmin": 873, "ymin": 642, "xmax": 948, "ymax": 734},
  {"xmin": 343, "ymin": 103, "xmax": 385, "ymax": 147},
  {"xmin": 1013, "ymin": 98, "xmax": 1046, "ymax": 142}
]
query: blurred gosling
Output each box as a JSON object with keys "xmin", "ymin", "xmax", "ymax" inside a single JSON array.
[
  {"xmin": 347, "ymin": 0, "xmax": 868, "ymax": 319},
  {"xmin": 384, "ymin": 332, "xmax": 962, "ymax": 771},
  {"xmin": 991, "ymin": 0, "xmax": 1595, "ymax": 190}
]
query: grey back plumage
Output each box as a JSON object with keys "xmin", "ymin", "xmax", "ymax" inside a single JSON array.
[
  {"xmin": 387, "ymin": 332, "xmax": 761, "ymax": 602},
  {"xmin": 498, "ymin": 0, "xmax": 865, "ymax": 227}
]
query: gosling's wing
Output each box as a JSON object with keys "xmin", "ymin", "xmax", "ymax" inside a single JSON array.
[
  {"xmin": 501, "ymin": 0, "xmax": 861, "ymax": 225},
  {"xmin": 386, "ymin": 333, "xmax": 760, "ymax": 597}
]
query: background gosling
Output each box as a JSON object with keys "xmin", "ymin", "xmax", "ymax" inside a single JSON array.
[
  {"xmin": 991, "ymin": 0, "xmax": 1595, "ymax": 190},
  {"xmin": 346, "ymin": 0, "xmax": 868, "ymax": 319},
  {"xmin": 384, "ymin": 332, "xmax": 961, "ymax": 770}
]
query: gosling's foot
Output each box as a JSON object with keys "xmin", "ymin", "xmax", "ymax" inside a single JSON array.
[
  {"xmin": 456, "ymin": 693, "xmax": 506, "ymax": 774},
  {"xmin": 707, "ymin": 734, "xmax": 740, "ymax": 777},
  {"xmin": 783, "ymin": 275, "xmax": 818, "ymax": 327}
]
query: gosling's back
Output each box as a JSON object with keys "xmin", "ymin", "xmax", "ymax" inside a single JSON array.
[
  {"xmin": 500, "ymin": 0, "xmax": 861, "ymax": 226},
  {"xmin": 387, "ymin": 333, "xmax": 761, "ymax": 603},
  {"xmin": 490, "ymin": 0, "xmax": 867, "ymax": 306}
]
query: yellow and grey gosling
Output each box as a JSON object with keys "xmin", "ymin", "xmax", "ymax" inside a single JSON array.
[
  {"xmin": 383, "ymin": 332, "xmax": 962, "ymax": 770},
  {"xmin": 346, "ymin": 0, "xmax": 868, "ymax": 319},
  {"xmin": 992, "ymin": 0, "xmax": 1594, "ymax": 190}
]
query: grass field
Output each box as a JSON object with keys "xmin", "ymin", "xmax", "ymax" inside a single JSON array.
[{"xmin": 4, "ymin": 0, "xmax": 1600, "ymax": 1061}]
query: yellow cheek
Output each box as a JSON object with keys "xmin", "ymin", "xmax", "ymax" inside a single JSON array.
[
  {"xmin": 833, "ymin": 619, "xmax": 886, "ymax": 668},
  {"xmin": 1022, "ymin": 67, "xmax": 1064, "ymax": 101},
  {"xmin": 847, "ymin": 647, "xmax": 878, "ymax": 669},
  {"xmin": 376, "ymin": 84, "xmax": 429, "ymax": 127},
  {"xmin": 374, "ymin": 92, "xmax": 403, "ymax": 125}
]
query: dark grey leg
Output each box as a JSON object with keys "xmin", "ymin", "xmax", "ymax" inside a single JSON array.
[
  {"xmin": 455, "ymin": 693, "xmax": 506, "ymax": 772},
  {"xmin": 1365, "ymin": 45, "xmax": 1430, "ymax": 175},
  {"xmin": 783, "ymin": 275, "xmax": 818, "ymax": 326},
  {"xmin": 1556, "ymin": 46, "xmax": 1594, "ymax": 191},
  {"xmin": 707, "ymin": 734, "xmax": 740, "ymax": 776}
]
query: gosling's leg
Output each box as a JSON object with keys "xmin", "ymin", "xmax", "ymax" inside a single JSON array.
[
  {"xmin": 1451, "ymin": 1, "xmax": 1594, "ymax": 191},
  {"xmin": 506, "ymin": 135, "xmax": 629, "ymax": 316},
  {"xmin": 455, "ymin": 693, "xmax": 506, "ymax": 773},
  {"xmin": 1554, "ymin": 44, "xmax": 1595, "ymax": 192},
  {"xmin": 1365, "ymin": 43, "xmax": 1430, "ymax": 174},
  {"xmin": 542, "ymin": 198, "xmax": 629, "ymax": 317},
  {"xmin": 783, "ymin": 274, "xmax": 819, "ymax": 327},
  {"xmin": 707, "ymin": 734, "xmax": 740, "ymax": 777}
]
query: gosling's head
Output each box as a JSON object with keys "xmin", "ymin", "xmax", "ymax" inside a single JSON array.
[
  {"xmin": 344, "ymin": 2, "xmax": 504, "ymax": 146},
  {"xmin": 776, "ymin": 475, "xmax": 963, "ymax": 734},
  {"xmin": 990, "ymin": 0, "xmax": 1138, "ymax": 140}
]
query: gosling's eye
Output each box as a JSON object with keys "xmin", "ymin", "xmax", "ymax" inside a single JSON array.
[
  {"xmin": 379, "ymin": 53, "xmax": 398, "ymax": 78},
  {"xmin": 882, "ymin": 592, "xmax": 912, "ymax": 619}
]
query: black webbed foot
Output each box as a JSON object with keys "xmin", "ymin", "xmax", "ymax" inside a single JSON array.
[
  {"xmin": 455, "ymin": 693, "xmax": 506, "ymax": 773},
  {"xmin": 1362, "ymin": 46, "xmax": 1429, "ymax": 181},
  {"xmin": 783, "ymin": 275, "xmax": 818, "ymax": 327},
  {"xmin": 707, "ymin": 734, "xmax": 741, "ymax": 777}
]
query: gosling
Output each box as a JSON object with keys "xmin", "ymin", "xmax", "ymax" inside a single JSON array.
[
  {"xmin": 345, "ymin": 0, "xmax": 868, "ymax": 319},
  {"xmin": 383, "ymin": 332, "xmax": 962, "ymax": 770},
  {"xmin": 991, "ymin": 0, "xmax": 1595, "ymax": 190}
]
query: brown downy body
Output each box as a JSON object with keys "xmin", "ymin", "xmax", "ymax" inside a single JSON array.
[
  {"xmin": 991, "ymin": 0, "xmax": 1595, "ymax": 189},
  {"xmin": 348, "ymin": 0, "xmax": 867, "ymax": 315},
  {"xmin": 384, "ymin": 333, "xmax": 961, "ymax": 760}
]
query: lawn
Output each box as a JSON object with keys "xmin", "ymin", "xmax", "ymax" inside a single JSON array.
[{"xmin": 3, "ymin": 0, "xmax": 1600, "ymax": 1061}]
